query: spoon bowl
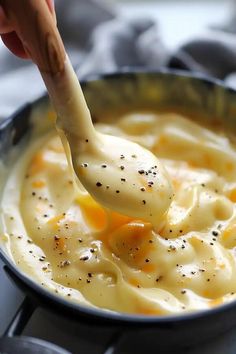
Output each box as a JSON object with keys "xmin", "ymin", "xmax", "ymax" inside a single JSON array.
[{"xmin": 73, "ymin": 131, "xmax": 173, "ymax": 226}]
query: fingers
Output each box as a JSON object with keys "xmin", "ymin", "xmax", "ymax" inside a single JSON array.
[
  {"xmin": 0, "ymin": 0, "xmax": 56, "ymax": 59},
  {"xmin": 1, "ymin": 32, "xmax": 28, "ymax": 58},
  {"xmin": 46, "ymin": 0, "xmax": 56, "ymax": 23},
  {"xmin": 0, "ymin": 0, "xmax": 55, "ymax": 33},
  {"xmin": 0, "ymin": 3, "xmax": 27, "ymax": 58},
  {"xmin": 0, "ymin": 5, "xmax": 13, "ymax": 33},
  {"xmin": 46, "ymin": 0, "xmax": 54, "ymax": 14}
]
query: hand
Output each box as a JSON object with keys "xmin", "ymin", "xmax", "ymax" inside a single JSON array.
[{"xmin": 0, "ymin": 0, "xmax": 55, "ymax": 58}]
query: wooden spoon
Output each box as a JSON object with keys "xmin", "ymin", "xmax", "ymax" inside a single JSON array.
[{"xmin": 1, "ymin": 0, "xmax": 173, "ymax": 227}]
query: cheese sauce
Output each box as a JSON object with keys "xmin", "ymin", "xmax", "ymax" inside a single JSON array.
[
  {"xmin": 1, "ymin": 111, "xmax": 236, "ymax": 315},
  {"xmin": 47, "ymin": 60, "xmax": 173, "ymax": 227}
]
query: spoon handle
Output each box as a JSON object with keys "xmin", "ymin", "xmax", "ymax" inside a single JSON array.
[
  {"xmin": 1, "ymin": 0, "xmax": 66, "ymax": 75},
  {"xmin": 1, "ymin": 0, "xmax": 95, "ymax": 143}
]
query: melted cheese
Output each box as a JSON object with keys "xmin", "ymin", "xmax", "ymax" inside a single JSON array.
[{"xmin": 1, "ymin": 112, "xmax": 236, "ymax": 315}]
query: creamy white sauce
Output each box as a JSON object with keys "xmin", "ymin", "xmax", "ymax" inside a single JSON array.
[
  {"xmin": 1, "ymin": 111, "xmax": 236, "ymax": 315},
  {"xmin": 43, "ymin": 59, "xmax": 173, "ymax": 227}
]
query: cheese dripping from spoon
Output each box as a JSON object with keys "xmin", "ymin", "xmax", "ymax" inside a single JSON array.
[{"xmin": 2, "ymin": 0, "xmax": 173, "ymax": 227}]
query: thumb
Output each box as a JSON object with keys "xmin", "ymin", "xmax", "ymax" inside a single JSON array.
[
  {"xmin": 0, "ymin": 4, "xmax": 12, "ymax": 33},
  {"xmin": 0, "ymin": 0, "xmax": 56, "ymax": 59}
]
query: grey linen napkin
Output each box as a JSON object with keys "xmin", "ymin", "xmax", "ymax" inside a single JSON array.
[{"xmin": 0, "ymin": 0, "xmax": 236, "ymax": 119}]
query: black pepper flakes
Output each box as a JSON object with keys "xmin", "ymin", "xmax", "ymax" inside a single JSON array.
[
  {"xmin": 120, "ymin": 166, "xmax": 125, "ymax": 170},
  {"xmin": 60, "ymin": 260, "xmax": 71, "ymax": 268},
  {"xmin": 96, "ymin": 182, "xmax": 102, "ymax": 187},
  {"xmin": 156, "ymin": 276, "xmax": 163, "ymax": 282},
  {"xmin": 39, "ymin": 256, "xmax": 46, "ymax": 262},
  {"xmin": 80, "ymin": 255, "xmax": 89, "ymax": 261}
]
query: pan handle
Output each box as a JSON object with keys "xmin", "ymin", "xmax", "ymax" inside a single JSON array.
[{"xmin": 3, "ymin": 297, "xmax": 36, "ymax": 337}]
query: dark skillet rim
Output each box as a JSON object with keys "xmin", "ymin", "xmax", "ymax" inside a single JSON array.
[{"xmin": 0, "ymin": 67, "xmax": 236, "ymax": 326}]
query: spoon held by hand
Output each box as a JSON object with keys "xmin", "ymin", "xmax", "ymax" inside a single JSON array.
[{"xmin": 1, "ymin": 0, "xmax": 173, "ymax": 226}]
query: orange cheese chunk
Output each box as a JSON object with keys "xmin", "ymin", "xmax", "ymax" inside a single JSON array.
[
  {"xmin": 47, "ymin": 214, "xmax": 65, "ymax": 230},
  {"xmin": 136, "ymin": 305, "xmax": 163, "ymax": 316},
  {"xmin": 29, "ymin": 152, "xmax": 45, "ymax": 176},
  {"xmin": 76, "ymin": 194, "xmax": 107, "ymax": 230},
  {"xmin": 32, "ymin": 180, "xmax": 46, "ymax": 189},
  {"xmin": 222, "ymin": 225, "xmax": 236, "ymax": 241},
  {"xmin": 229, "ymin": 189, "xmax": 236, "ymax": 203},
  {"xmin": 208, "ymin": 297, "xmax": 223, "ymax": 307}
]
